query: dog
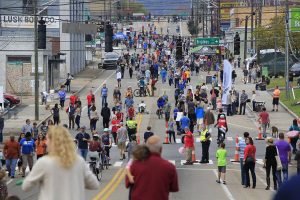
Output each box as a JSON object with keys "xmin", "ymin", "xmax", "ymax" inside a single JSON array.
[{"xmin": 271, "ymin": 126, "xmax": 279, "ymax": 138}]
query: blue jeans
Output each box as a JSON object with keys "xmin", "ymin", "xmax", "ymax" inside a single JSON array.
[
  {"xmin": 277, "ymin": 163, "xmax": 289, "ymax": 187},
  {"xmin": 240, "ymin": 158, "xmax": 246, "ymax": 185},
  {"xmin": 102, "ymin": 96, "xmax": 107, "ymax": 107},
  {"xmin": 79, "ymin": 149, "xmax": 88, "ymax": 161},
  {"xmin": 6, "ymin": 158, "xmax": 18, "ymax": 177}
]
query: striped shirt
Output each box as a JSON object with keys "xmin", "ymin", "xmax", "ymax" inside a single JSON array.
[{"xmin": 238, "ymin": 138, "xmax": 247, "ymax": 159}]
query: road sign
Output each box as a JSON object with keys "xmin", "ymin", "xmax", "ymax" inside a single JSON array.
[
  {"xmin": 194, "ymin": 37, "xmax": 220, "ymax": 46},
  {"xmin": 290, "ymin": 8, "xmax": 300, "ymax": 32},
  {"xmin": 247, "ymin": 48, "xmax": 255, "ymax": 54}
]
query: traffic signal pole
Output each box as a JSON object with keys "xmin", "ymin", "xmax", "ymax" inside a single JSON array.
[
  {"xmin": 285, "ymin": 0, "xmax": 289, "ymax": 99},
  {"xmin": 34, "ymin": 0, "xmax": 39, "ymax": 120},
  {"xmin": 243, "ymin": 16, "xmax": 249, "ymax": 65}
]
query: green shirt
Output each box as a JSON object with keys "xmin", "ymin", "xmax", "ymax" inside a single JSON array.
[{"xmin": 216, "ymin": 148, "xmax": 227, "ymax": 166}]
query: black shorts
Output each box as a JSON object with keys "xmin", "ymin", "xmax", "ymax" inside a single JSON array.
[
  {"xmin": 273, "ymin": 98, "xmax": 279, "ymax": 105},
  {"xmin": 218, "ymin": 166, "xmax": 226, "ymax": 173}
]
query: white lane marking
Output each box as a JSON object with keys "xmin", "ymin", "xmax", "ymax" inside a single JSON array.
[
  {"xmin": 113, "ymin": 161, "xmax": 123, "ymax": 167},
  {"xmin": 176, "ymin": 138, "xmax": 181, "ymax": 144},
  {"xmin": 6, "ymin": 179, "xmax": 13, "ymax": 185},
  {"xmin": 176, "ymin": 168, "xmax": 240, "ymax": 172},
  {"xmin": 230, "ymin": 159, "xmax": 240, "ymax": 164},
  {"xmin": 258, "ymin": 167, "xmax": 275, "ymax": 192},
  {"xmin": 213, "ymin": 169, "xmax": 236, "ymax": 200},
  {"xmin": 82, "ymin": 71, "xmax": 115, "ymax": 112},
  {"xmin": 227, "ymin": 122, "xmax": 257, "ymax": 131},
  {"xmin": 196, "ymin": 138, "xmax": 201, "ymax": 143},
  {"xmin": 256, "ymin": 159, "xmax": 264, "ymax": 165},
  {"xmin": 168, "ymin": 160, "xmax": 176, "ymax": 166},
  {"xmin": 209, "ymin": 160, "xmax": 214, "ymax": 165},
  {"xmin": 227, "ymin": 137, "xmax": 233, "ymax": 141}
]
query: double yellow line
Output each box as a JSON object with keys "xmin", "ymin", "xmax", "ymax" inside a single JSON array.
[{"xmin": 93, "ymin": 113, "xmax": 143, "ymax": 200}]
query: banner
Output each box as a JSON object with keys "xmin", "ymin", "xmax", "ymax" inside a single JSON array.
[
  {"xmin": 222, "ymin": 59, "xmax": 232, "ymax": 105},
  {"xmin": 290, "ymin": 8, "xmax": 300, "ymax": 32},
  {"xmin": 0, "ymin": 86, "xmax": 3, "ymax": 106}
]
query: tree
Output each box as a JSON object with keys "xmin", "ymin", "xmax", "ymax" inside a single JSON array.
[{"xmin": 187, "ymin": 20, "xmax": 199, "ymax": 36}]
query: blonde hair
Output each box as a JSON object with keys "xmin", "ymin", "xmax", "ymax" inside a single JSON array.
[{"xmin": 47, "ymin": 126, "xmax": 77, "ymax": 168}]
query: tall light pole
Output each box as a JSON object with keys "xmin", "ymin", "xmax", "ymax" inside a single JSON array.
[
  {"xmin": 250, "ymin": 0, "xmax": 254, "ymax": 56},
  {"xmin": 33, "ymin": 0, "xmax": 39, "ymax": 121},
  {"xmin": 285, "ymin": 0, "xmax": 289, "ymax": 98}
]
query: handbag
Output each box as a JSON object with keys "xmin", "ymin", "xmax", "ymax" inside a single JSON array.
[
  {"xmin": 275, "ymin": 147, "xmax": 283, "ymax": 171},
  {"xmin": 245, "ymin": 156, "xmax": 255, "ymax": 163}
]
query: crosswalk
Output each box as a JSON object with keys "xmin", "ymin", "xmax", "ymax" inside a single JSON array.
[{"xmin": 174, "ymin": 137, "xmax": 234, "ymax": 144}]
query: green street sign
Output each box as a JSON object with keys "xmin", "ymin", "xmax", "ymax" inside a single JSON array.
[
  {"xmin": 290, "ymin": 8, "xmax": 300, "ymax": 32},
  {"xmin": 194, "ymin": 37, "xmax": 220, "ymax": 46}
]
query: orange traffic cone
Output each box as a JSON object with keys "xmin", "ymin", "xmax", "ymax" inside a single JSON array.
[
  {"xmin": 163, "ymin": 121, "xmax": 170, "ymax": 144},
  {"xmin": 192, "ymin": 150, "xmax": 196, "ymax": 163},
  {"xmin": 255, "ymin": 126, "xmax": 264, "ymax": 140},
  {"xmin": 137, "ymin": 135, "xmax": 140, "ymax": 144},
  {"xmin": 231, "ymin": 135, "xmax": 240, "ymax": 162}
]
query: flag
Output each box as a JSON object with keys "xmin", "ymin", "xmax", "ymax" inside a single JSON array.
[{"xmin": 222, "ymin": 59, "xmax": 232, "ymax": 105}]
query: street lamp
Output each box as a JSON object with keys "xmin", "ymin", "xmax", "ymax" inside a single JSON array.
[{"xmin": 243, "ymin": 12, "xmax": 255, "ymax": 64}]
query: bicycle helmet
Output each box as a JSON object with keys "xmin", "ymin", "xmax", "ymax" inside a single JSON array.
[{"xmin": 103, "ymin": 128, "xmax": 110, "ymax": 132}]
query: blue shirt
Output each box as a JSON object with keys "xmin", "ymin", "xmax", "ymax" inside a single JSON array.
[
  {"xmin": 180, "ymin": 116, "xmax": 190, "ymax": 130},
  {"xmin": 58, "ymin": 90, "xmax": 66, "ymax": 100},
  {"xmin": 173, "ymin": 108, "xmax": 179, "ymax": 118},
  {"xmin": 238, "ymin": 138, "xmax": 247, "ymax": 159},
  {"xmin": 273, "ymin": 175, "xmax": 300, "ymax": 200},
  {"xmin": 20, "ymin": 138, "xmax": 35, "ymax": 154},
  {"xmin": 101, "ymin": 87, "xmax": 108, "ymax": 97},
  {"xmin": 195, "ymin": 107, "xmax": 204, "ymax": 119}
]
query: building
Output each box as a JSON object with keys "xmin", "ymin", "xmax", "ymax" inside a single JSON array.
[{"xmin": 0, "ymin": 0, "xmax": 88, "ymax": 94}]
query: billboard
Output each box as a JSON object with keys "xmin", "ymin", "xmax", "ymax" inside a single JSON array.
[
  {"xmin": 220, "ymin": 2, "xmax": 240, "ymax": 21},
  {"xmin": 290, "ymin": 8, "xmax": 300, "ymax": 32}
]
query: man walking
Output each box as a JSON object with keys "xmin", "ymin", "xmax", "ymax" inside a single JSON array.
[
  {"xmin": 101, "ymin": 83, "xmax": 108, "ymax": 107},
  {"xmin": 237, "ymin": 132, "xmax": 249, "ymax": 186},
  {"xmin": 58, "ymin": 87, "xmax": 66, "ymax": 109},
  {"xmin": 144, "ymin": 126, "xmax": 154, "ymax": 143},
  {"xmin": 117, "ymin": 122, "xmax": 127, "ymax": 160},
  {"xmin": 183, "ymin": 127, "xmax": 194, "ymax": 165},
  {"xmin": 75, "ymin": 126, "xmax": 90, "ymax": 160},
  {"xmin": 21, "ymin": 119, "xmax": 33, "ymax": 134},
  {"xmin": 4, "ymin": 136, "xmax": 20, "ymax": 178},
  {"xmin": 275, "ymin": 132, "xmax": 291, "ymax": 187},
  {"xmin": 204, "ymin": 107, "xmax": 215, "ymax": 130},
  {"xmin": 258, "ymin": 107, "xmax": 270, "ymax": 138},
  {"xmin": 66, "ymin": 103, "xmax": 76, "ymax": 129},
  {"xmin": 125, "ymin": 136, "xmax": 179, "ymax": 199},
  {"xmin": 272, "ymin": 86, "xmax": 280, "ymax": 112},
  {"xmin": 199, "ymin": 127, "xmax": 211, "ymax": 164},
  {"xmin": 239, "ymin": 90, "xmax": 248, "ymax": 115},
  {"xmin": 126, "ymin": 117, "xmax": 137, "ymax": 142},
  {"xmin": 101, "ymin": 103, "xmax": 111, "ymax": 128}
]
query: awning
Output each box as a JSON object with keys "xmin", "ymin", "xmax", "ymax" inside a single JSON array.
[{"xmin": 192, "ymin": 46, "xmax": 217, "ymax": 55}]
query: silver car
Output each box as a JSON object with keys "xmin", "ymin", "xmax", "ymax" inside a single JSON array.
[{"xmin": 102, "ymin": 52, "xmax": 120, "ymax": 69}]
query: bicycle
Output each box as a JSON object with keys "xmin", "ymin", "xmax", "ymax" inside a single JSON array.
[
  {"xmin": 89, "ymin": 156, "xmax": 102, "ymax": 181},
  {"xmin": 101, "ymin": 147, "xmax": 110, "ymax": 169},
  {"xmin": 217, "ymin": 127, "xmax": 226, "ymax": 147}
]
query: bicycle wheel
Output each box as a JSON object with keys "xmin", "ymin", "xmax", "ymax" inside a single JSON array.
[
  {"xmin": 104, "ymin": 156, "xmax": 109, "ymax": 169},
  {"xmin": 133, "ymin": 89, "xmax": 140, "ymax": 97},
  {"xmin": 96, "ymin": 165, "xmax": 103, "ymax": 181}
]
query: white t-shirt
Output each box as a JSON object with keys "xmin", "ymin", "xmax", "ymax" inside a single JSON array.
[{"xmin": 117, "ymin": 72, "xmax": 122, "ymax": 80}]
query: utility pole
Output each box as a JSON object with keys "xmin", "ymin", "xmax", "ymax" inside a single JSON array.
[
  {"xmin": 274, "ymin": 0, "xmax": 278, "ymax": 77},
  {"xmin": 285, "ymin": 0, "xmax": 289, "ymax": 98},
  {"xmin": 202, "ymin": 3, "xmax": 205, "ymax": 37},
  {"xmin": 33, "ymin": 0, "xmax": 39, "ymax": 120},
  {"xmin": 250, "ymin": 0, "xmax": 254, "ymax": 56},
  {"xmin": 244, "ymin": 16, "xmax": 249, "ymax": 63}
]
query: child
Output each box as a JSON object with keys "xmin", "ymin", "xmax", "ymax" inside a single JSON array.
[
  {"xmin": 126, "ymin": 145, "xmax": 150, "ymax": 199},
  {"xmin": 32, "ymin": 122, "xmax": 39, "ymax": 140},
  {"xmin": 216, "ymin": 143, "xmax": 227, "ymax": 184},
  {"xmin": 0, "ymin": 169, "xmax": 8, "ymax": 200},
  {"xmin": 217, "ymin": 98, "xmax": 222, "ymax": 110}
]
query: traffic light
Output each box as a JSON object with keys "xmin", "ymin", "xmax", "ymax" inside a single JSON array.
[
  {"xmin": 38, "ymin": 18, "xmax": 46, "ymax": 49},
  {"xmin": 234, "ymin": 32, "xmax": 240, "ymax": 55},
  {"xmin": 105, "ymin": 23, "xmax": 113, "ymax": 52},
  {"xmin": 176, "ymin": 37, "xmax": 183, "ymax": 61}
]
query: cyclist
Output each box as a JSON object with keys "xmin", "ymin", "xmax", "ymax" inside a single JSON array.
[
  {"xmin": 88, "ymin": 134, "xmax": 103, "ymax": 161},
  {"xmin": 101, "ymin": 128, "xmax": 112, "ymax": 165},
  {"xmin": 139, "ymin": 77, "xmax": 146, "ymax": 97},
  {"xmin": 138, "ymin": 100, "xmax": 147, "ymax": 113},
  {"xmin": 215, "ymin": 112, "xmax": 228, "ymax": 146}
]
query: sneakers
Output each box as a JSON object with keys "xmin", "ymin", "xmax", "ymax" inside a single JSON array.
[
  {"xmin": 183, "ymin": 161, "xmax": 193, "ymax": 165},
  {"xmin": 216, "ymin": 180, "xmax": 221, "ymax": 184}
]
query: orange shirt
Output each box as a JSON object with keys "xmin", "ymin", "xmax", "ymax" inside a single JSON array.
[
  {"xmin": 35, "ymin": 140, "xmax": 47, "ymax": 155},
  {"xmin": 273, "ymin": 89, "xmax": 280, "ymax": 98}
]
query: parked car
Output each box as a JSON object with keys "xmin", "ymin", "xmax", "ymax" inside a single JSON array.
[
  {"xmin": 102, "ymin": 52, "xmax": 121, "ymax": 69},
  {"xmin": 4, "ymin": 93, "xmax": 20, "ymax": 105},
  {"xmin": 290, "ymin": 63, "xmax": 300, "ymax": 77}
]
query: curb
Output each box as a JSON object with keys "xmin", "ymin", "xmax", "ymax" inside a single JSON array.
[{"xmin": 279, "ymin": 100, "xmax": 299, "ymax": 119}]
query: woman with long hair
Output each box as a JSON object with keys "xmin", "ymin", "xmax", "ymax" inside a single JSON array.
[
  {"xmin": 90, "ymin": 106, "xmax": 99, "ymax": 131},
  {"xmin": 243, "ymin": 137, "xmax": 257, "ymax": 189},
  {"xmin": 264, "ymin": 138, "xmax": 277, "ymax": 190},
  {"xmin": 288, "ymin": 119, "xmax": 300, "ymax": 154},
  {"xmin": 22, "ymin": 126, "xmax": 99, "ymax": 200}
]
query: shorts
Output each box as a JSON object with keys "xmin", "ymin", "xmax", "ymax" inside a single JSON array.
[
  {"xmin": 118, "ymin": 142, "xmax": 126, "ymax": 150},
  {"xmin": 22, "ymin": 154, "xmax": 33, "ymax": 169},
  {"xmin": 197, "ymin": 118, "xmax": 204, "ymax": 125},
  {"xmin": 218, "ymin": 166, "xmax": 226, "ymax": 173},
  {"xmin": 272, "ymin": 98, "xmax": 279, "ymax": 105}
]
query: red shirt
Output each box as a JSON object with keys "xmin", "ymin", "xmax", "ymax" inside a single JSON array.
[
  {"xmin": 125, "ymin": 153, "xmax": 179, "ymax": 200},
  {"xmin": 259, "ymin": 111, "xmax": 269, "ymax": 124},
  {"xmin": 184, "ymin": 131, "xmax": 194, "ymax": 148},
  {"xmin": 70, "ymin": 95, "xmax": 77, "ymax": 105},
  {"xmin": 244, "ymin": 144, "xmax": 256, "ymax": 161},
  {"xmin": 4, "ymin": 140, "xmax": 20, "ymax": 159},
  {"xmin": 111, "ymin": 119, "xmax": 120, "ymax": 133},
  {"xmin": 116, "ymin": 112, "xmax": 124, "ymax": 122},
  {"xmin": 87, "ymin": 94, "xmax": 94, "ymax": 106},
  {"xmin": 128, "ymin": 107, "xmax": 135, "ymax": 118}
]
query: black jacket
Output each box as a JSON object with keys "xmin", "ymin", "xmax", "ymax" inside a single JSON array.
[{"xmin": 101, "ymin": 107, "xmax": 111, "ymax": 119}]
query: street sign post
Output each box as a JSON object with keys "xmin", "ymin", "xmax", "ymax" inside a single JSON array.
[
  {"xmin": 194, "ymin": 37, "xmax": 220, "ymax": 46},
  {"xmin": 290, "ymin": 8, "xmax": 300, "ymax": 32}
]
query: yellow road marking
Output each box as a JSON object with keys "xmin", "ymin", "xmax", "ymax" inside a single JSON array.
[
  {"xmin": 93, "ymin": 113, "xmax": 144, "ymax": 199},
  {"xmin": 100, "ymin": 170, "xmax": 127, "ymax": 200},
  {"xmin": 92, "ymin": 168, "xmax": 124, "ymax": 200}
]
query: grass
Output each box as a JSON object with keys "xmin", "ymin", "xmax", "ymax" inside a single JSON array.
[
  {"xmin": 267, "ymin": 77, "xmax": 297, "ymax": 90},
  {"xmin": 280, "ymin": 88, "xmax": 300, "ymax": 117}
]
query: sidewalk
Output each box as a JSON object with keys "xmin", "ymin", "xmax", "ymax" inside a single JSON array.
[
  {"xmin": 234, "ymin": 67, "xmax": 294, "ymax": 132},
  {"xmin": 2, "ymin": 62, "xmax": 104, "ymax": 136}
]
